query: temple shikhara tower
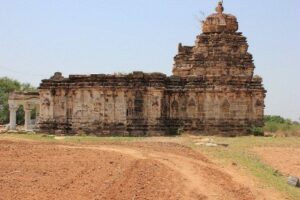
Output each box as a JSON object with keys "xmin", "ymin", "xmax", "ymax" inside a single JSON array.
[{"xmin": 8, "ymin": 2, "xmax": 266, "ymax": 136}]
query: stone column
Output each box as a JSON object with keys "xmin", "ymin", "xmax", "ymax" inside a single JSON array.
[
  {"xmin": 24, "ymin": 108, "xmax": 32, "ymax": 131},
  {"xmin": 9, "ymin": 105, "xmax": 18, "ymax": 130},
  {"xmin": 35, "ymin": 105, "xmax": 40, "ymax": 127}
]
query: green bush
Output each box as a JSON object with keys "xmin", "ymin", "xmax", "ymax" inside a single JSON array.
[
  {"xmin": 264, "ymin": 115, "xmax": 286, "ymax": 124},
  {"xmin": 249, "ymin": 126, "xmax": 264, "ymax": 136},
  {"xmin": 263, "ymin": 115, "xmax": 300, "ymax": 135},
  {"xmin": 264, "ymin": 122, "xmax": 279, "ymax": 133}
]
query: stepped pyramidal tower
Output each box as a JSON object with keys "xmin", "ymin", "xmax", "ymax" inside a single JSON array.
[
  {"xmin": 8, "ymin": 2, "xmax": 266, "ymax": 136},
  {"xmin": 171, "ymin": 2, "xmax": 266, "ymax": 134}
]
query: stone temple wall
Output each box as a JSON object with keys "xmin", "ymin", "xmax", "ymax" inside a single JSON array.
[
  {"xmin": 39, "ymin": 72, "xmax": 168, "ymax": 136},
  {"xmin": 38, "ymin": 2, "xmax": 266, "ymax": 136},
  {"xmin": 38, "ymin": 71, "xmax": 265, "ymax": 136}
]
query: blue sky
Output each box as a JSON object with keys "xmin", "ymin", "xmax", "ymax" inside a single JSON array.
[{"xmin": 0, "ymin": 0, "xmax": 299, "ymax": 120}]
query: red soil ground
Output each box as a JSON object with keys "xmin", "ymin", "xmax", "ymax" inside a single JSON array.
[
  {"xmin": 0, "ymin": 139, "xmax": 283, "ymax": 200},
  {"xmin": 254, "ymin": 147, "xmax": 300, "ymax": 178}
]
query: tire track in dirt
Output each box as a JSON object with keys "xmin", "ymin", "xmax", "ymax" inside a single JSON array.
[{"xmin": 60, "ymin": 144, "xmax": 255, "ymax": 200}]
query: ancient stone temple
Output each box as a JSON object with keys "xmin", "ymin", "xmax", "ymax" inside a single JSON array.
[{"xmin": 8, "ymin": 2, "xmax": 266, "ymax": 136}]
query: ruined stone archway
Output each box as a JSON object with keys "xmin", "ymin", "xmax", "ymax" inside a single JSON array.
[{"xmin": 8, "ymin": 92, "xmax": 40, "ymax": 131}]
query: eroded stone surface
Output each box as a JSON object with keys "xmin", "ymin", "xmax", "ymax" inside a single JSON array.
[{"xmin": 37, "ymin": 2, "xmax": 266, "ymax": 136}]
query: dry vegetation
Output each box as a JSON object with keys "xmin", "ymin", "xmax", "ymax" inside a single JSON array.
[
  {"xmin": 197, "ymin": 136, "xmax": 300, "ymax": 200},
  {"xmin": 263, "ymin": 115, "xmax": 300, "ymax": 137}
]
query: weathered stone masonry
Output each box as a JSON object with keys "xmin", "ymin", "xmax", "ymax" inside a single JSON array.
[{"xmin": 36, "ymin": 2, "xmax": 266, "ymax": 136}]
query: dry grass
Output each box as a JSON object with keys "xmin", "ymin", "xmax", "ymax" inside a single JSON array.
[{"xmin": 195, "ymin": 136, "xmax": 300, "ymax": 200}]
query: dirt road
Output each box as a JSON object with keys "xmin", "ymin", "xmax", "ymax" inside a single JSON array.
[{"xmin": 0, "ymin": 139, "xmax": 281, "ymax": 200}]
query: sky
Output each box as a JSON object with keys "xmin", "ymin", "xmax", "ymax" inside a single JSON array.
[{"xmin": 0, "ymin": 0, "xmax": 299, "ymax": 120}]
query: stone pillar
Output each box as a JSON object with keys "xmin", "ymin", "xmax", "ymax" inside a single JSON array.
[
  {"xmin": 24, "ymin": 108, "xmax": 32, "ymax": 131},
  {"xmin": 35, "ymin": 104, "xmax": 40, "ymax": 126},
  {"xmin": 9, "ymin": 105, "xmax": 18, "ymax": 130}
]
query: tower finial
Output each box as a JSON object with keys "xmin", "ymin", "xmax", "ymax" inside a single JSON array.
[{"xmin": 216, "ymin": 1, "xmax": 224, "ymax": 14}]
